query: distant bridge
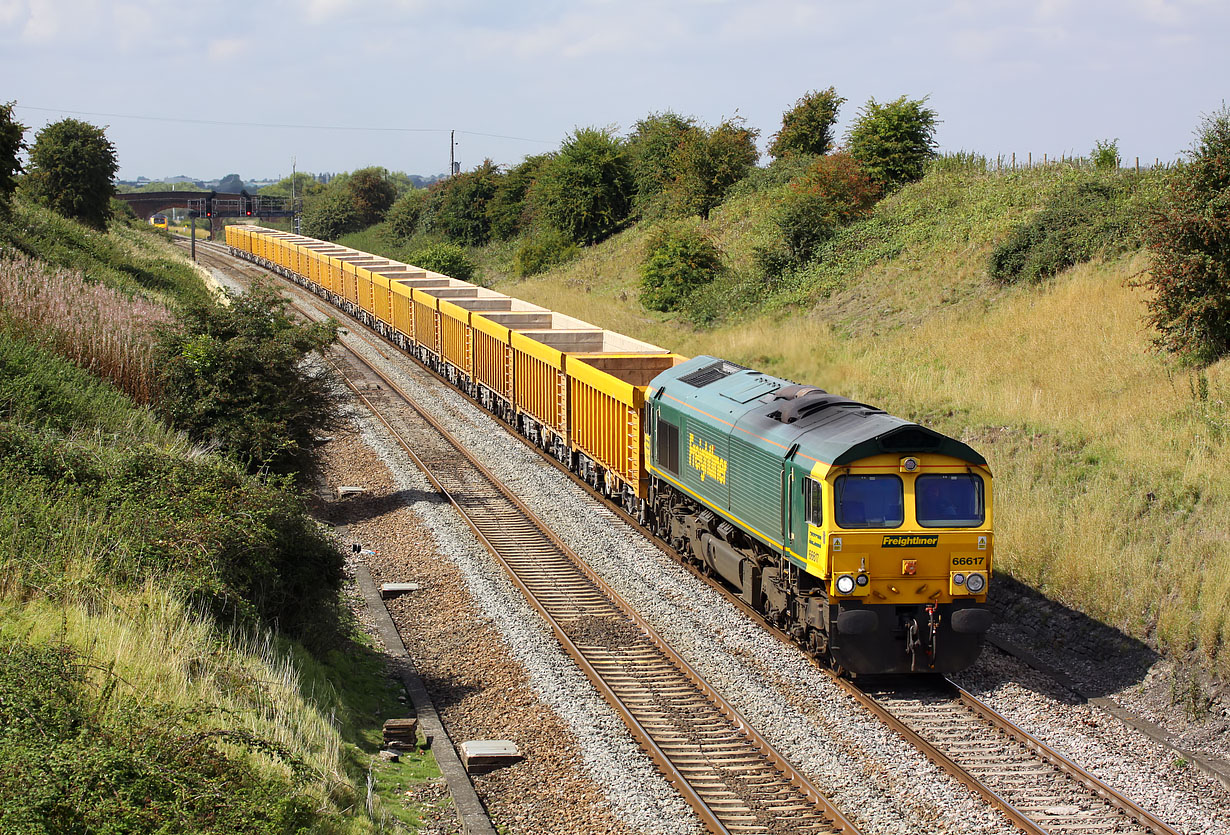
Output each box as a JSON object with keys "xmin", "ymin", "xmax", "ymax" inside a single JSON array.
[{"xmin": 114, "ymin": 191, "xmax": 298, "ymax": 236}]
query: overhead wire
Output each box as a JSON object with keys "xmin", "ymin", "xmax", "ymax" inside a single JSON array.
[{"xmin": 12, "ymin": 105, "xmax": 552, "ymax": 145}]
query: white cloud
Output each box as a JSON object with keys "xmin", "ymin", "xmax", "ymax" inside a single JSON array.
[{"xmin": 208, "ymin": 37, "xmax": 250, "ymax": 62}]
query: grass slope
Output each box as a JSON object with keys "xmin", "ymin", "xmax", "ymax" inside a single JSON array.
[
  {"xmin": 0, "ymin": 203, "xmax": 438, "ymax": 833},
  {"xmin": 476, "ymin": 165, "xmax": 1228, "ymax": 677}
]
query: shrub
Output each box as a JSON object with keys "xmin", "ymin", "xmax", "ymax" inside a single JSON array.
[
  {"xmin": 22, "ymin": 118, "xmax": 118, "ymax": 229},
  {"xmin": 385, "ymin": 188, "xmax": 427, "ymax": 240},
  {"xmin": 773, "ymin": 152, "xmax": 879, "ymax": 264},
  {"xmin": 768, "ymin": 87, "xmax": 846, "ymax": 159},
  {"xmin": 988, "ymin": 177, "xmax": 1145, "ymax": 284},
  {"xmin": 0, "ymin": 101, "xmax": 25, "ymax": 213},
  {"xmin": 627, "ymin": 111, "xmax": 697, "ymax": 216},
  {"xmin": 513, "ymin": 228, "xmax": 579, "ymax": 277},
  {"xmin": 1092, "ymin": 138, "xmax": 1121, "ymax": 171},
  {"xmin": 408, "ymin": 242, "xmax": 477, "ymax": 282},
  {"xmin": 299, "ymin": 186, "xmax": 360, "ymax": 240},
  {"xmin": 421, "ymin": 160, "xmax": 501, "ymax": 246},
  {"xmin": 1143, "ymin": 107, "xmax": 1230, "ymax": 361},
  {"xmin": 640, "ymin": 222, "xmax": 724, "ymax": 312},
  {"xmin": 532, "ymin": 128, "xmax": 633, "ymax": 245},
  {"xmin": 846, "ymin": 95, "xmax": 939, "ymax": 191},
  {"xmin": 347, "ymin": 165, "xmax": 397, "ymax": 226},
  {"xmin": 154, "ymin": 282, "xmax": 341, "ymax": 478},
  {"xmin": 669, "ymin": 118, "xmax": 760, "ymax": 219},
  {"xmin": 487, "ymin": 155, "xmax": 548, "ymax": 240}
]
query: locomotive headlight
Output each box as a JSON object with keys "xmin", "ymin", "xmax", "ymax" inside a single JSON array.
[
  {"xmin": 952, "ymin": 573, "xmax": 966, "ymax": 586},
  {"xmin": 855, "ymin": 573, "xmax": 869, "ymax": 587},
  {"xmin": 836, "ymin": 574, "xmax": 856, "ymax": 595},
  {"xmin": 965, "ymin": 572, "xmax": 986, "ymax": 594},
  {"xmin": 900, "ymin": 456, "xmax": 920, "ymax": 473}
]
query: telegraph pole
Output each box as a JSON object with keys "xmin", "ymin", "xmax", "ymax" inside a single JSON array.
[{"xmin": 449, "ymin": 130, "xmax": 455, "ymax": 178}]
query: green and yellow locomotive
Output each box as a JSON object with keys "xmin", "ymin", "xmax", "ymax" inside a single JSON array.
[{"xmin": 645, "ymin": 356, "xmax": 993, "ymax": 674}]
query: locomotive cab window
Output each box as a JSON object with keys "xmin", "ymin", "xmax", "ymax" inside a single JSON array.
[
  {"xmin": 835, "ymin": 475, "xmax": 903, "ymax": 529},
  {"xmin": 804, "ymin": 478, "xmax": 823, "ymax": 525},
  {"xmin": 657, "ymin": 415, "xmax": 680, "ymax": 475},
  {"xmin": 915, "ymin": 474, "xmax": 984, "ymax": 527}
]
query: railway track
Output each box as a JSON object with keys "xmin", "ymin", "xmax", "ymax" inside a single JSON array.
[
  {"xmin": 197, "ymin": 237, "xmax": 1184, "ymax": 835},
  {"xmin": 323, "ymin": 327, "xmax": 859, "ymax": 835},
  {"xmin": 844, "ymin": 677, "xmax": 1179, "ymax": 835}
]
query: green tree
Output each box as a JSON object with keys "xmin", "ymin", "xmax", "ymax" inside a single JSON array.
[
  {"xmin": 23, "ymin": 118, "xmax": 119, "ymax": 229},
  {"xmin": 422, "ymin": 160, "xmax": 501, "ymax": 245},
  {"xmin": 0, "ymin": 101, "xmax": 26, "ymax": 212},
  {"xmin": 1144, "ymin": 108, "xmax": 1230, "ymax": 361},
  {"xmin": 487, "ymin": 154, "xmax": 548, "ymax": 240},
  {"xmin": 217, "ymin": 172, "xmax": 245, "ymax": 193},
  {"xmin": 846, "ymin": 95, "xmax": 939, "ymax": 190},
  {"xmin": 154, "ymin": 282, "xmax": 341, "ymax": 478},
  {"xmin": 627, "ymin": 111, "xmax": 696, "ymax": 214},
  {"xmin": 768, "ymin": 87, "xmax": 846, "ymax": 159},
  {"xmin": 640, "ymin": 222, "xmax": 725, "ymax": 312},
  {"xmin": 385, "ymin": 188, "xmax": 427, "ymax": 240},
  {"xmin": 1092, "ymin": 138, "xmax": 1121, "ymax": 171},
  {"xmin": 348, "ymin": 165, "xmax": 397, "ymax": 226},
  {"xmin": 299, "ymin": 185, "xmax": 360, "ymax": 240},
  {"xmin": 532, "ymin": 128, "xmax": 633, "ymax": 245},
  {"xmin": 773, "ymin": 152, "xmax": 879, "ymax": 263},
  {"xmin": 670, "ymin": 118, "xmax": 760, "ymax": 219},
  {"xmin": 259, "ymin": 172, "xmax": 324, "ymax": 199}
]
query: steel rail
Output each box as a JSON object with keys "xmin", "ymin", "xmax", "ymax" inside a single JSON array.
[
  {"xmin": 214, "ymin": 238, "xmax": 1179, "ymax": 835},
  {"xmin": 315, "ymin": 317, "xmax": 860, "ymax": 834}
]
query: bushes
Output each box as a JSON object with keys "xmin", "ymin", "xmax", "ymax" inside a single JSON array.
[
  {"xmin": 533, "ymin": 128, "xmax": 633, "ymax": 245},
  {"xmin": 989, "ymin": 176, "xmax": 1146, "ymax": 284},
  {"xmin": 640, "ymin": 223, "xmax": 724, "ymax": 312},
  {"xmin": 0, "ymin": 638, "xmax": 320, "ymax": 835},
  {"xmin": 669, "ymin": 118, "xmax": 760, "ymax": 220},
  {"xmin": 22, "ymin": 118, "xmax": 118, "ymax": 230},
  {"xmin": 407, "ymin": 242, "xmax": 477, "ymax": 282},
  {"xmin": 772, "ymin": 152, "xmax": 879, "ymax": 264},
  {"xmin": 846, "ymin": 95, "xmax": 939, "ymax": 191},
  {"xmin": 385, "ymin": 188, "xmax": 427, "ymax": 240},
  {"xmin": 514, "ymin": 228, "xmax": 578, "ymax": 277},
  {"xmin": 421, "ymin": 160, "xmax": 501, "ymax": 246},
  {"xmin": 1144, "ymin": 107, "xmax": 1230, "ymax": 362},
  {"xmin": 299, "ymin": 186, "xmax": 360, "ymax": 240},
  {"xmin": 154, "ymin": 282, "xmax": 341, "ymax": 478},
  {"xmin": 768, "ymin": 87, "xmax": 845, "ymax": 159}
]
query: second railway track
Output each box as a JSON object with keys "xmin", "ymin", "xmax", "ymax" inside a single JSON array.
[
  {"xmin": 194, "ymin": 236, "xmax": 1189, "ymax": 835},
  {"xmin": 319, "ymin": 303, "xmax": 859, "ymax": 835}
]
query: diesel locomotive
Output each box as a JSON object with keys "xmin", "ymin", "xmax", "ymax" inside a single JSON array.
[
  {"xmin": 227, "ymin": 225, "xmax": 993, "ymax": 675},
  {"xmin": 644, "ymin": 356, "xmax": 993, "ymax": 675}
]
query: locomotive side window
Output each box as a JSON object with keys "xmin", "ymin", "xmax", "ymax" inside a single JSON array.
[
  {"xmin": 916, "ymin": 474, "xmax": 984, "ymax": 527},
  {"xmin": 804, "ymin": 478, "xmax": 823, "ymax": 525},
  {"xmin": 834, "ymin": 475, "xmax": 903, "ymax": 528},
  {"xmin": 657, "ymin": 415, "xmax": 680, "ymax": 475}
]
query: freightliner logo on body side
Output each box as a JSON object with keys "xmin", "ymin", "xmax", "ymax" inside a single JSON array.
[{"xmin": 882, "ymin": 535, "xmax": 939, "ymax": 547}]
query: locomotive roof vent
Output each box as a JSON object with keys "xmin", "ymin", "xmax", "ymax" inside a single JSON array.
[
  {"xmin": 772, "ymin": 391, "xmax": 853, "ymax": 424},
  {"xmin": 678, "ymin": 359, "xmax": 748, "ymax": 388},
  {"xmin": 771, "ymin": 384, "xmax": 826, "ymax": 400}
]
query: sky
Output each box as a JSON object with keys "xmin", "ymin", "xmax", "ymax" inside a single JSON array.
[{"xmin": 2, "ymin": 0, "xmax": 1228, "ymax": 182}]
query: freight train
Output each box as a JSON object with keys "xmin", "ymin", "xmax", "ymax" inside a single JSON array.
[{"xmin": 226, "ymin": 225, "xmax": 994, "ymax": 675}]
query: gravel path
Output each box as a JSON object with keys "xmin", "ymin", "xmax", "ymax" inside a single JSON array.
[{"xmin": 318, "ymin": 412, "xmax": 700, "ymax": 835}]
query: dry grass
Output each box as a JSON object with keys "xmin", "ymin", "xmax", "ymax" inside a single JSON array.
[
  {"xmin": 491, "ymin": 216, "xmax": 1230, "ymax": 674},
  {"xmin": 0, "ymin": 254, "xmax": 172, "ymax": 403},
  {"xmin": 1, "ymin": 584, "xmax": 356, "ymax": 814}
]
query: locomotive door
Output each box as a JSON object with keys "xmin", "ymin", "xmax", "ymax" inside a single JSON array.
[{"xmin": 780, "ymin": 444, "xmax": 806, "ymax": 560}]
